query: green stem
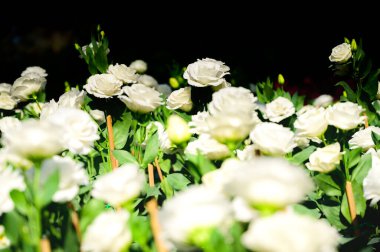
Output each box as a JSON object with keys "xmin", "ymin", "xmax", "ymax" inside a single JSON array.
[{"xmin": 33, "ymin": 163, "xmax": 42, "ymax": 252}]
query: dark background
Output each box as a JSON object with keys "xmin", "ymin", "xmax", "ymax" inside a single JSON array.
[{"xmin": 1, "ymin": 5, "xmax": 379, "ymax": 101}]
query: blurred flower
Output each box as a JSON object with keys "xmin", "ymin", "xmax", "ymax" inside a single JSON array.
[
  {"xmin": 363, "ymin": 149, "xmax": 380, "ymax": 206},
  {"xmin": 167, "ymin": 115, "xmax": 191, "ymax": 144},
  {"xmin": 58, "ymin": 88, "xmax": 86, "ymax": 109},
  {"xmin": 349, "ymin": 126, "xmax": 380, "ymax": 150},
  {"xmin": 89, "ymin": 109, "xmax": 106, "ymax": 124},
  {"xmin": 185, "ymin": 134, "xmax": 230, "ymax": 160},
  {"xmin": 145, "ymin": 121, "xmax": 175, "ymax": 154},
  {"xmin": 156, "ymin": 84, "xmax": 172, "ymax": 98},
  {"xmin": 129, "ymin": 59, "xmax": 147, "ymax": 74},
  {"xmin": 11, "ymin": 75, "xmax": 46, "ymax": 102},
  {"xmin": 81, "ymin": 210, "xmax": 132, "ymax": 252},
  {"xmin": 137, "ymin": 74, "xmax": 158, "ymax": 89},
  {"xmin": 167, "ymin": 87, "xmax": 193, "ymax": 112},
  {"xmin": 0, "ymin": 117, "xmax": 21, "ymax": 134},
  {"xmin": 188, "ymin": 111, "xmax": 210, "ymax": 135},
  {"xmin": 119, "ymin": 84, "xmax": 162, "ymax": 113},
  {"xmin": 263, "ymin": 97, "xmax": 295, "ymax": 122},
  {"xmin": 306, "ymin": 143, "xmax": 342, "ymax": 173},
  {"xmin": 0, "ymin": 93, "xmax": 18, "ymax": 110},
  {"xmin": 236, "ymin": 144, "xmax": 258, "ymax": 161},
  {"xmin": 0, "ymin": 83, "xmax": 12, "ymax": 93},
  {"xmin": 329, "ymin": 42, "xmax": 352, "ymax": 63},
  {"xmin": 0, "ymin": 148, "xmax": 33, "ymax": 170},
  {"xmin": 21, "ymin": 66, "xmax": 48, "ymax": 78},
  {"xmin": 0, "ymin": 168, "xmax": 26, "ymax": 216},
  {"xmin": 326, "ymin": 101, "xmax": 365, "ymax": 130},
  {"xmin": 107, "ymin": 63, "xmax": 139, "ymax": 84},
  {"xmin": 84, "ymin": 74, "xmax": 123, "ymax": 98},
  {"xmin": 40, "ymin": 99, "xmax": 59, "ymax": 119},
  {"xmin": 0, "ymin": 225, "xmax": 10, "ymax": 249},
  {"xmin": 313, "ymin": 94, "xmax": 333, "ymax": 107},
  {"xmin": 294, "ymin": 107, "xmax": 328, "ymax": 143}
]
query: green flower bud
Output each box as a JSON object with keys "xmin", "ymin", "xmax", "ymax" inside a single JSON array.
[
  {"xmin": 169, "ymin": 77, "xmax": 180, "ymax": 89},
  {"xmin": 351, "ymin": 39, "xmax": 357, "ymax": 51},
  {"xmin": 167, "ymin": 115, "xmax": 191, "ymax": 144},
  {"xmin": 278, "ymin": 74, "xmax": 285, "ymax": 85}
]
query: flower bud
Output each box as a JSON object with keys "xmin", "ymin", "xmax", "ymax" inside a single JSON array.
[
  {"xmin": 167, "ymin": 115, "xmax": 191, "ymax": 144},
  {"xmin": 351, "ymin": 39, "xmax": 357, "ymax": 51},
  {"xmin": 169, "ymin": 77, "xmax": 180, "ymax": 89},
  {"xmin": 277, "ymin": 74, "xmax": 285, "ymax": 85}
]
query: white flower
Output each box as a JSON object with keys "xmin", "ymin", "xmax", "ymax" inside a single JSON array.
[
  {"xmin": 107, "ymin": 63, "xmax": 139, "ymax": 84},
  {"xmin": 294, "ymin": 136, "xmax": 311, "ymax": 148},
  {"xmin": 183, "ymin": 58, "xmax": 230, "ymax": 87},
  {"xmin": 1, "ymin": 119, "xmax": 65, "ymax": 160},
  {"xmin": 159, "ymin": 185, "xmax": 233, "ymax": 249},
  {"xmin": 137, "ymin": 74, "xmax": 158, "ymax": 89},
  {"xmin": 296, "ymin": 105, "xmax": 315, "ymax": 116},
  {"xmin": 264, "ymin": 97, "xmax": 295, "ymax": 122},
  {"xmin": 225, "ymin": 157, "xmax": 314, "ymax": 209},
  {"xmin": 313, "ymin": 94, "xmax": 334, "ymax": 107},
  {"xmin": 306, "ymin": 143, "xmax": 342, "ymax": 173},
  {"xmin": 145, "ymin": 121, "xmax": 175, "ymax": 154},
  {"xmin": 185, "ymin": 134, "xmax": 230, "ymax": 160},
  {"xmin": 58, "ymin": 88, "xmax": 86, "ymax": 109},
  {"xmin": 294, "ymin": 107, "xmax": 328, "ymax": 142},
  {"xmin": 326, "ymin": 101, "xmax": 365, "ymax": 130},
  {"xmin": 91, "ymin": 164, "xmax": 145, "ymax": 206},
  {"xmin": 167, "ymin": 87, "xmax": 193, "ymax": 112},
  {"xmin": 21, "ymin": 66, "xmax": 48, "ymax": 78},
  {"xmin": 167, "ymin": 115, "xmax": 191, "ymax": 144},
  {"xmin": 41, "ymin": 156, "xmax": 88, "ymax": 203},
  {"xmin": 189, "ymin": 111, "xmax": 210, "ymax": 135},
  {"xmin": 84, "ymin": 74, "xmax": 123, "ymax": 98},
  {"xmin": 242, "ymin": 211, "xmax": 340, "ymax": 252},
  {"xmin": 0, "ymin": 93, "xmax": 18, "ymax": 110},
  {"xmin": 0, "ymin": 83, "xmax": 12, "ymax": 93},
  {"xmin": 11, "ymin": 75, "xmax": 46, "ymax": 101},
  {"xmin": 0, "ymin": 225, "xmax": 11, "ymax": 249},
  {"xmin": 232, "ymin": 197, "xmax": 258, "ymax": 222},
  {"xmin": 129, "ymin": 59, "xmax": 147, "ymax": 73},
  {"xmin": 0, "ymin": 148, "xmax": 33, "ymax": 170},
  {"xmin": 81, "ymin": 210, "xmax": 132, "ymax": 252},
  {"xmin": 89, "ymin": 109, "xmax": 106, "ymax": 124},
  {"xmin": 0, "ymin": 168, "xmax": 26, "ymax": 215},
  {"xmin": 45, "ymin": 108, "xmax": 100, "ymax": 155},
  {"xmin": 329, "ymin": 42, "xmax": 352, "ymax": 63},
  {"xmin": 250, "ymin": 122, "xmax": 296, "ymax": 156},
  {"xmin": 236, "ymin": 144, "xmax": 258, "ymax": 161},
  {"xmin": 0, "ymin": 117, "xmax": 21, "ymax": 134},
  {"xmin": 363, "ymin": 149, "xmax": 380, "ymax": 206},
  {"xmin": 349, "ymin": 126, "xmax": 380, "ymax": 151},
  {"xmin": 156, "ymin": 84, "xmax": 172, "ymax": 98},
  {"xmin": 119, "ymin": 84, "xmax": 162, "ymax": 113},
  {"xmin": 40, "ymin": 99, "xmax": 59, "ymax": 119}
]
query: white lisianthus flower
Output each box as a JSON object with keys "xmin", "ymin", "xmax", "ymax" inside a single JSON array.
[
  {"xmin": 39, "ymin": 99, "xmax": 59, "ymax": 119},
  {"xmin": 0, "ymin": 83, "xmax": 12, "ymax": 93},
  {"xmin": 129, "ymin": 59, "xmax": 147, "ymax": 73},
  {"xmin": 225, "ymin": 157, "xmax": 314, "ymax": 210},
  {"xmin": 264, "ymin": 96, "xmax": 295, "ymax": 122},
  {"xmin": 363, "ymin": 149, "xmax": 380, "ymax": 206},
  {"xmin": 0, "ymin": 117, "xmax": 21, "ymax": 134},
  {"xmin": 107, "ymin": 63, "xmax": 139, "ymax": 84},
  {"xmin": 183, "ymin": 58, "xmax": 230, "ymax": 87},
  {"xmin": 306, "ymin": 143, "xmax": 342, "ymax": 173},
  {"xmin": 0, "ymin": 225, "xmax": 11, "ymax": 249},
  {"xmin": 45, "ymin": 108, "xmax": 100, "ymax": 155},
  {"xmin": 185, "ymin": 134, "xmax": 230, "ymax": 160},
  {"xmin": 231, "ymin": 197, "xmax": 258, "ymax": 222},
  {"xmin": 1, "ymin": 119, "xmax": 65, "ymax": 160},
  {"xmin": 156, "ymin": 84, "xmax": 172, "ymax": 98},
  {"xmin": 137, "ymin": 74, "xmax": 159, "ymax": 89},
  {"xmin": 242, "ymin": 211, "xmax": 340, "ymax": 252},
  {"xmin": 0, "ymin": 168, "xmax": 26, "ymax": 215},
  {"xmin": 89, "ymin": 109, "xmax": 106, "ymax": 124},
  {"xmin": 81, "ymin": 210, "xmax": 132, "ymax": 252},
  {"xmin": 11, "ymin": 75, "xmax": 46, "ymax": 101},
  {"xmin": 84, "ymin": 74, "xmax": 123, "ymax": 98},
  {"xmin": 58, "ymin": 88, "xmax": 86, "ymax": 109},
  {"xmin": 294, "ymin": 107, "xmax": 328, "ymax": 142},
  {"xmin": 329, "ymin": 42, "xmax": 352, "ymax": 63},
  {"xmin": 119, "ymin": 84, "xmax": 162, "ymax": 113},
  {"xmin": 296, "ymin": 105, "xmax": 315, "ymax": 116},
  {"xmin": 159, "ymin": 185, "xmax": 233, "ymax": 250},
  {"xmin": 294, "ymin": 136, "xmax": 311, "ymax": 148},
  {"xmin": 41, "ymin": 156, "xmax": 88, "ymax": 203},
  {"xmin": 21, "ymin": 66, "xmax": 48, "ymax": 78},
  {"xmin": 167, "ymin": 87, "xmax": 193, "ymax": 112},
  {"xmin": 189, "ymin": 111, "xmax": 210, "ymax": 135},
  {"xmin": 145, "ymin": 122, "xmax": 175, "ymax": 154},
  {"xmin": 167, "ymin": 115, "xmax": 191, "ymax": 144},
  {"xmin": 0, "ymin": 93, "xmax": 18, "ymax": 110},
  {"xmin": 236, "ymin": 145, "xmax": 259, "ymax": 161},
  {"xmin": 92, "ymin": 164, "xmax": 145, "ymax": 206},
  {"xmin": 349, "ymin": 126, "xmax": 380, "ymax": 151},
  {"xmin": 0, "ymin": 148, "xmax": 33, "ymax": 170},
  {"xmin": 326, "ymin": 101, "xmax": 365, "ymax": 130},
  {"xmin": 250, "ymin": 122, "xmax": 296, "ymax": 156},
  {"xmin": 313, "ymin": 94, "xmax": 334, "ymax": 107}
]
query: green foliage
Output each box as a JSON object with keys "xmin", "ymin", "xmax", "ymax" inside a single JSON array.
[{"xmin": 142, "ymin": 133, "xmax": 159, "ymax": 168}]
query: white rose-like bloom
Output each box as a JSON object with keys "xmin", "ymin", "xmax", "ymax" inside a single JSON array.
[
  {"xmin": 21, "ymin": 66, "xmax": 48, "ymax": 78},
  {"xmin": 107, "ymin": 63, "xmax": 139, "ymax": 84},
  {"xmin": 225, "ymin": 157, "xmax": 314, "ymax": 209},
  {"xmin": 0, "ymin": 83, "xmax": 12, "ymax": 93},
  {"xmin": 349, "ymin": 126, "xmax": 380, "ymax": 151},
  {"xmin": 294, "ymin": 107, "xmax": 328, "ymax": 142},
  {"xmin": 156, "ymin": 84, "xmax": 172, "ymax": 98},
  {"xmin": 129, "ymin": 59, "xmax": 147, "ymax": 73},
  {"xmin": 185, "ymin": 134, "xmax": 230, "ymax": 160},
  {"xmin": 189, "ymin": 111, "xmax": 210, "ymax": 135},
  {"xmin": 329, "ymin": 42, "xmax": 352, "ymax": 63},
  {"xmin": 0, "ymin": 168, "xmax": 26, "ymax": 215},
  {"xmin": 306, "ymin": 143, "xmax": 342, "ymax": 173},
  {"xmin": 0, "ymin": 117, "xmax": 21, "ymax": 134},
  {"xmin": 89, "ymin": 109, "xmax": 106, "ymax": 124},
  {"xmin": 0, "ymin": 92, "xmax": 18, "ymax": 110},
  {"xmin": 167, "ymin": 87, "xmax": 193, "ymax": 112},
  {"xmin": 264, "ymin": 97, "xmax": 295, "ymax": 122},
  {"xmin": 0, "ymin": 225, "xmax": 11, "ymax": 249},
  {"xmin": 313, "ymin": 94, "xmax": 334, "ymax": 107},
  {"xmin": 144, "ymin": 122, "xmax": 175, "ymax": 154},
  {"xmin": 159, "ymin": 185, "xmax": 233, "ymax": 250},
  {"xmin": 11, "ymin": 75, "xmax": 46, "ymax": 101},
  {"xmin": 137, "ymin": 74, "xmax": 159, "ymax": 89},
  {"xmin": 81, "ymin": 210, "xmax": 132, "ymax": 252},
  {"xmin": 1, "ymin": 119, "xmax": 64, "ymax": 160},
  {"xmin": 41, "ymin": 156, "xmax": 88, "ymax": 203},
  {"xmin": 363, "ymin": 149, "xmax": 380, "ymax": 206},
  {"xmin": 84, "ymin": 74, "xmax": 123, "ymax": 98},
  {"xmin": 250, "ymin": 122, "xmax": 296, "ymax": 156},
  {"xmin": 0, "ymin": 148, "xmax": 33, "ymax": 170},
  {"xmin": 92, "ymin": 164, "xmax": 145, "ymax": 206},
  {"xmin": 45, "ymin": 108, "xmax": 99, "ymax": 155},
  {"xmin": 326, "ymin": 101, "xmax": 365, "ymax": 130},
  {"xmin": 242, "ymin": 211, "xmax": 340, "ymax": 252},
  {"xmin": 39, "ymin": 99, "xmax": 59, "ymax": 120},
  {"xmin": 183, "ymin": 58, "xmax": 230, "ymax": 87},
  {"xmin": 58, "ymin": 88, "xmax": 86, "ymax": 109},
  {"xmin": 237, "ymin": 144, "xmax": 259, "ymax": 161},
  {"xmin": 119, "ymin": 84, "xmax": 162, "ymax": 113}
]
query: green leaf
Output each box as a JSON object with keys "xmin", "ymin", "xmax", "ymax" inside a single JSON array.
[
  {"xmin": 293, "ymin": 204, "xmax": 321, "ymax": 219},
  {"xmin": 37, "ymin": 169, "xmax": 59, "ymax": 208},
  {"xmin": 336, "ymin": 81, "xmax": 357, "ymax": 102},
  {"xmin": 64, "ymin": 213, "xmax": 79, "ymax": 252},
  {"xmin": 288, "ymin": 146, "xmax": 316, "ymax": 165},
  {"xmin": 341, "ymin": 180, "xmax": 367, "ymax": 224},
  {"xmin": 343, "ymin": 147, "xmax": 362, "ymax": 170},
  {"xmin": 160, "ymin": 177, "xmax": 174, "ymax": 198},
  {"xmin": 145, "ymin": 185, "xmax": 161, "ymax": 198},
  {"xmin": 166, "ymin": 173, "xmax": 191, "ymax": 191},
  {"xmin": 371, "ymin": 131, "xmax": 380, "ymax": 149},
  {"xmin": 314, "ymin": 173, "xmax": 343, "ymax": 197},
  {"xmin": 363, "ymin": 68, "xmax": 380, "ymax": 100},
  {"xmin": 317, "ymin": 201, "xmax": 347, "ymax": 230},
  {"xmin": 113, "ymin": 112, "xmax": 132, "ymax": 149},
  {"xmin": 80, "ymin": 199, "xmax": 105, "ymax": 233},
  {"xmin": 130, "ymin": 215, "xmax": 152, "ymax": 251},
  {"xmin": 10, "ymin": 190, "xmax": 29, "ymax": 215},
  {"xmin": 113, "ymin": 150, "xmax": 139, "ymax": 166},
  {"xmin": 4, "ymin": 211, "xmax": 24, "ymax": 244},
  {"xmin": 186, "ymin": 153, "xmax": 216, "ymax": 176},
  {"xmin": 142, "ymin": 133, "xmax": 159, "ymax": 168},
  {"xmin": 159, "ymin": 159, "xmax": 171, "ymax": 173},
  {"xmin": 351, "ymin": 153, "xmax": 372, "ymax": 184}
]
